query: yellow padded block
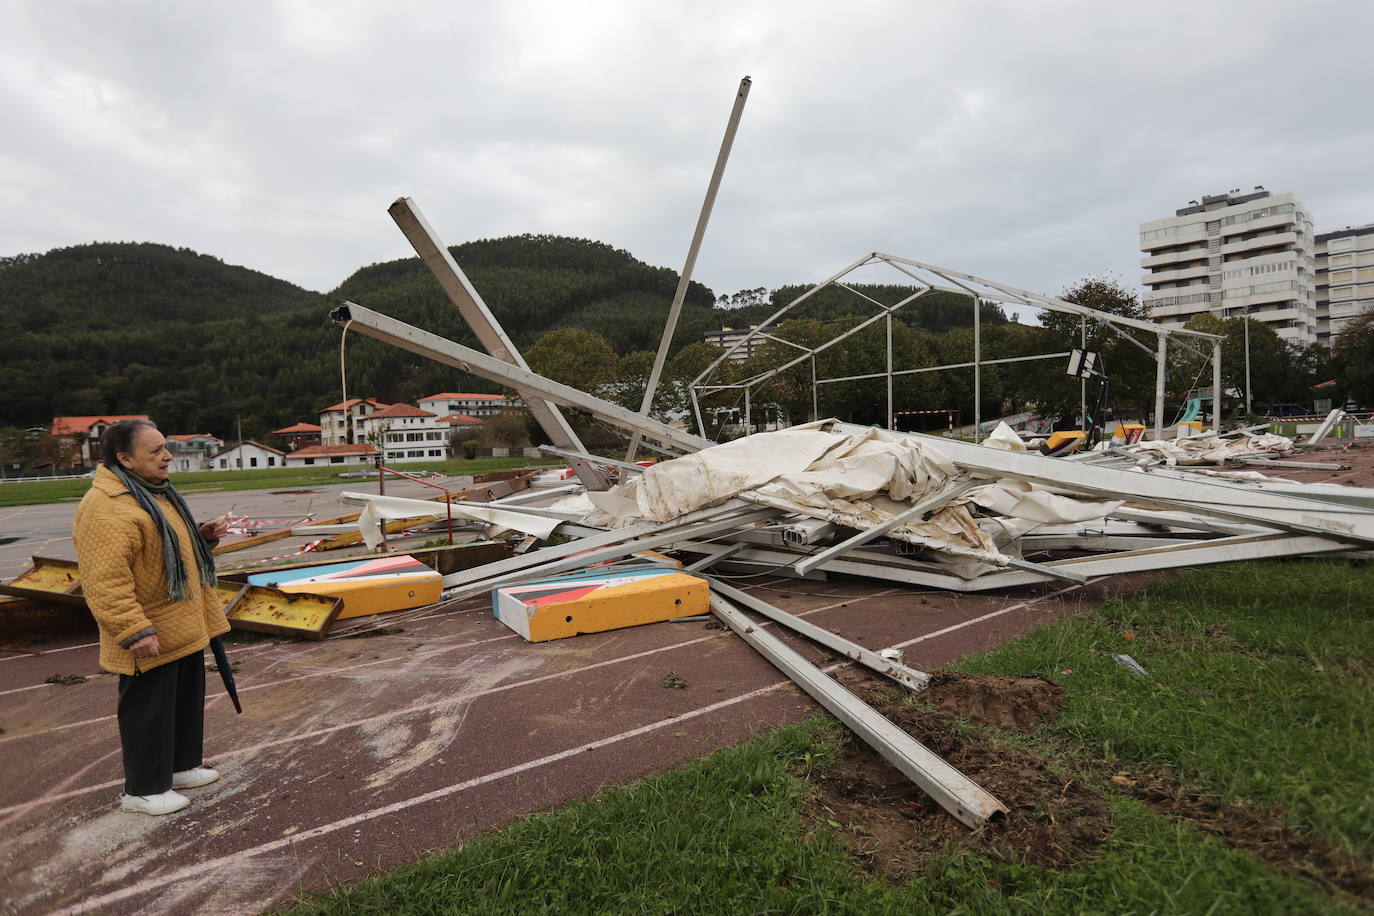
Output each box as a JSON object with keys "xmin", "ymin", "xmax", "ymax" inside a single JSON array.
[{"xmin": 493, "ymin": 566, "xmax": 708, "ymax": 642}]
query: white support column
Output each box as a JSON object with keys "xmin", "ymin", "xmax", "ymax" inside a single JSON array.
[
  {"xmin": 1080, "ymin": 317, "xmax": 1088, "ymax": 431},
  {"xmin": 1212, "ymin": 339, "xmax": 1224, "ymax": 432},
  {"xmin": 1154, "ymin": 331, "xmax": 1168, "ymax": 440},
  {"xmin": 886, "ymin": 311, "xmax": 894, "ymax": 430},
  {"xmin": 972, "ymin": 295, "xmax": 981, "ymax": 441}
]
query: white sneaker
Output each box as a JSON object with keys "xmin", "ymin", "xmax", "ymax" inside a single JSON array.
[
  {"xmin": 120, "ymin": 789, "xmax": 190, "ymax": 815},
  {"xmin": 172, "ymin": 767, "xmax": 220, "ymax": 789}
]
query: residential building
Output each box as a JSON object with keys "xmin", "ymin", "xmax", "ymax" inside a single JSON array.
[
  {"xmin": 165, "ymin": 434, "xmax": 223, "ymax": 473},
  {"xmin": 702, "ymin": 325, "xmax": 777, "ymax": 362},
  {"xmin": 356, "ymin": 403, "xmax": 450, "ymax": 463},
  {"xmin": 1140, "ymin": 189, "xmax": 1317, "ymax": 344},
  {"xmin": 318, "ymin": 398, "xmax": 389, "ymax": 446},
  {"xmin": 211, "ymin": 441, "xmax": 286, "ymax": 470},
  {"xmin": 272, "ymin": 422, "xmax": 322, "ymax": 452},
  {"xmin": 417, "ymin": 392, "xmax": 510, "ymax": 419},
  {"xmin": 282, "ymin": 443, "xmax": 381, "ymax": 467},
  {"xmin": 49, "ymin": 415, "xmax": 151, "ymax": 469},
  {"xmin": 1315, "ymin": 223, "xmax": 1374, "ymax": 343}
]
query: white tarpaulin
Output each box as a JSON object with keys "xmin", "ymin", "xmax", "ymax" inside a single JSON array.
[
  {"xmin": 1134, "ymin": 432, "xmax": 1293, "ymax": 465},
  {"xmin": 340, "ymin": 492, "xmax": 563, "ymax": 550}
]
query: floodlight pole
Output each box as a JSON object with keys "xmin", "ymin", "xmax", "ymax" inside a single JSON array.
[{"xmin": 627, "ymin": 75, "xmax": 751, "ymax": 461}]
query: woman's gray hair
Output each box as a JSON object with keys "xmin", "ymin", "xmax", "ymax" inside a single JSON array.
[{"xmin": 100, "ymin": 419, "xmax": 159, "ymax": 469}]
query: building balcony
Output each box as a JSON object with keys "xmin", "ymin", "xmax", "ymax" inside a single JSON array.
[
  {"xmin": 1141, "ymin": 265, "xmax": 1210, "ymax": 287},
  {"xmin": 1140, "ymin": 247, "xmax": 1208, "ymax": 269},
  {"xmin": 1222, "ymin": 231, "xmax": 1297, "ymax": 257}
]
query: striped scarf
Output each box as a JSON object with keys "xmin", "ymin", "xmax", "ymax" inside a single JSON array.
[{"xmin": 112, "ymin": 465, "xmax": 218, "ymax": 601}]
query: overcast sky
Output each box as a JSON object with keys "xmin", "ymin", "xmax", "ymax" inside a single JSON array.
[{"xmin": 4, "ymin": 0, "xmax": 1372, "ymax": 312}]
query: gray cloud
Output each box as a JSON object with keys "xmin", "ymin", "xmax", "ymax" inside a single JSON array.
[{"xmin": 3, "ymin": 0, "xmax": 1371, "ymax": 312}]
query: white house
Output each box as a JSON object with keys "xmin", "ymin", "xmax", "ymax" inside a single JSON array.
[
  {"xmin": 356, "ymin": 403, "xmax": 451, "ymax": 464},
  {"xmin": 211, "ymin": 441, "xmax": 287, "ymax": 470},
  {"xmin": 417, "ymin": 392, "xmax": 509, "ymax": 419},
  {"xmin": 281, "ymin": 443, "xmax": 381, "ymax": 467},
  {"xmin": 318, "ymin": 397, "xmax": 389, "ymax": 446},
  {"xmin": 166, "ymin": 433, "xmax": 223, "ymax": 473}
]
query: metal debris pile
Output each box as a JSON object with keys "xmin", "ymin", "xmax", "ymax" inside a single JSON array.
[{"xmin": 295, "ymin": 198, "xmax": 1374, "ymax": 829}]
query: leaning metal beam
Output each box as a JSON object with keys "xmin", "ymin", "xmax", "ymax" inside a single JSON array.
[
  {"xmin": 387, "ymin": 196, "xmax": 608, "ymax": 490},
  {"xmin": 709, "ymin": 592, "xmax": 1006, "ymax": 828},
  {"xmin": 707, "ymin": 578, "xmax": 932, "ymax": 693},
  {"xmin": 629, "ymin": 76, "xmax": 751, "ymax": 462},
  {"xmin": 330, "ymin": 302, "xmax": 711, "ymax": 454}
]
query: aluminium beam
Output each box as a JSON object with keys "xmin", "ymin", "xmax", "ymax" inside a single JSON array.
[
  {"xmin": 629, "ymin": 76, "xmax": 750, "ymax": 462},
  {"xmin": 709, "ymin": 593, "xmax": 1006, "ymax": 828},
  {"xmin": 331, "ymin": 302, "xmax": 711, "ymax": 455},
  {"xmin": 707, "ymin": 578, "xmax": 932, "ymax": 693},
  {"xmin": 387, "ymin": 196, "xmax": 609, "ymax": 490}
]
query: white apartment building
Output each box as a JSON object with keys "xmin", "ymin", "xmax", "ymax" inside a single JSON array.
[
  {"xmin": 356, "ymin": 403, "xmax": 450, "ymax": 463},
  {"xmin": 702, "ymin": 325, "xmax": 777, "ymax": 362},
  {"xmin": 1140, "ymin": 189, "xmax": 1317, "ymax": 345},
  {"xmin": 1315, "ymin": 224, "xmax": 1374, "ymax": 343},
  {"xmin": 417, "ymin": 392, "xmax": 510, "ymax": 419}
]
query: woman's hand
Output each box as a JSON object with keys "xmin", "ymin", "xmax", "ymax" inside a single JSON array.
[
  {"xmin": 199, "ymin": 517, "xmax": 229, "ymax": 542},
  {"xmin": 129, "ymin": 635, "xmax": 161, "ymax": 659}
]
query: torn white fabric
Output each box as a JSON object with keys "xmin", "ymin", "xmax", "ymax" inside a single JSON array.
[
  {"xmin": 1133, "ymin": 432, "xmax": 1293, "ymax": 466},
  {"xmin": 982, "ymin": 422, "xmax": 1027, "ymax": 451},
  {"xmin": 961, "ymin": 479, "xmax": 1123, "ymax": 525},
  {"xmin": 341, "ymin": 492, "xmax": 562, "ymax": 550},
  {"xmin": 635, "ymin": 427, "xmax": 847, "ymax": 521}
]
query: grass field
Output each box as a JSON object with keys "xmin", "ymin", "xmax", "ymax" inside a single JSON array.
[
  {"xmin": 0, "ymin": 458, "xmax": 551, "ymax": 507},
  {"xmin": 284, "ymin": 558, "xmax": 1374, "ymax": 915}
]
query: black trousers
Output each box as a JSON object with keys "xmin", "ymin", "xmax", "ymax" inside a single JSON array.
[{"xmin": 116, "ymin": 649, "xmax": 206, "ymax": 796}]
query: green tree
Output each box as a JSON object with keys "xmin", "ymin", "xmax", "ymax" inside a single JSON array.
[
  {"xmin": 1332, "ymin": 312, "xmax": 1374, "ymax": 406},
  {"xmin": 525, "ymin": 328, "xmax": 619, "ymax": 390}
]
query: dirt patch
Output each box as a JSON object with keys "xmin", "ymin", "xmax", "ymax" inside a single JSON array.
[
  {"xmin": 1119, "ymin": 769, "xmax": 1374, "ymax": 907},
  {"xmin": 803, "ymin": 672, "xmax": 1110, "ymax": 878},
  {"xmin": 917, "ymin": 670, "xmax": 1064, "ymax": 733}
]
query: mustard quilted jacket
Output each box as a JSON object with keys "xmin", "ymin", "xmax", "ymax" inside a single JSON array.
[{"xmin": 72, "ymin": 466, "xmax": 230, "ymax": 675}]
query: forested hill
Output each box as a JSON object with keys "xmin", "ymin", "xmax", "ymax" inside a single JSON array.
[{"xmin": 0, "ymin": 236, "xmax": 1008, "ymax": 440}]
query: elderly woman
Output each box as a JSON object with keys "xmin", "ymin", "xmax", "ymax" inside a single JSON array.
[{"xmin": 72, "ymin": 419, "xmax": 230, "ymax": 816}]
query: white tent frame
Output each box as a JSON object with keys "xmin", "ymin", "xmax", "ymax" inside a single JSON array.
[{"xmin": 689, "ymin": 253, "xmax": 1226, "ymax": 441}]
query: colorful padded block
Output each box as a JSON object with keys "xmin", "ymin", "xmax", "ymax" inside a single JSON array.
[
  {"xmin": 248, "ymin": 555, "xmax": 441, "ymax": 620},
  {"xmin": 493, "ymin": 565, "xmax": 709, "ymax": 642}
]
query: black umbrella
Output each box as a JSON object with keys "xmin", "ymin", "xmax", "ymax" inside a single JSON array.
[{"xmin": 209, "ymin": 636, "xmax": 242, "ymax": 714}]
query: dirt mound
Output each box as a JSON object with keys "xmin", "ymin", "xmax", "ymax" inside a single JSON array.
[
  {"xmin": 919, "ymin": 670, "xmax": 1064, "ymax": 733},
  {"xmin": 804, "ymin": 672, "xmax": 1109, "ymax": 878}
]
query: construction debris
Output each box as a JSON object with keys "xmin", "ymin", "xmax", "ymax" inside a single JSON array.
[{"xmin": 307, "ymin": 209, "xmax": 1374, "ymax": 831}]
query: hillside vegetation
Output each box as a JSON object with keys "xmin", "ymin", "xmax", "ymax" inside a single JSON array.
[{"xmin": 0, "ymin": 239, "xmax": 1015, "ymax": 440}]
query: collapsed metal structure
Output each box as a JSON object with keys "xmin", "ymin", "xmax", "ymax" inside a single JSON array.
[{"xmin": 324, "ymin": 195, "xmax": 1374, "ymax": 830}]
